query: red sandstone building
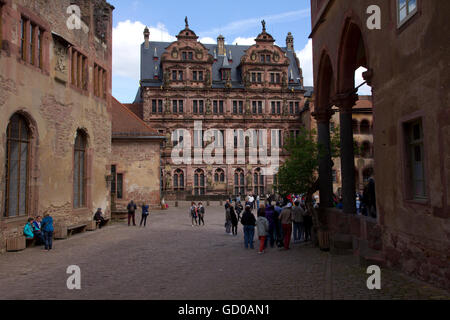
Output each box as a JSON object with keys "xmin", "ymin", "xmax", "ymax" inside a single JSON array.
[
  {"xmin": 131, "ymin": 19, "xmax": 312, "ymax": 201},
  {"xmin": 310, "ymin": 0, "xmax": 449, "ymax": 289}
]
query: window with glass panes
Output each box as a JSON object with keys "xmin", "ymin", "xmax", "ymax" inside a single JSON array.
[
  {"xmin": 110, "ymin": 165, "xmax": 123, "ymax": 199},
  {"xmin": 398, "ymin": 0, "xmax": 417, "ymax": 26},
  {"xmin": 234, "ymin": 169, "xmax": 245, "ymax": 195},
  {"xmin": 233, "ymin": 101, "xmax": 244, "ymax": 114},
  {"xmin": 253, "ymin": 168, "xmax": 265, "ymax": 195},
  {"xmin": 214, "ymin": 169, "xmax": 225, "ymax": 183},
  {"xmin": 73, "ymin": 130, "xmax": 87, "ymax": 209},
  {"xmin": 252, "ymin": 101, "xmax": 263, "ymax": 114},
  {"xmin": 173, "ymin": 100, "xmax": 184, "ymax": 113},
  {"xmin": 152, "ymin": 99, "xmax": 164, "ymax": 113},
  {"xmin": 194, "ymin": 169, "xmax": 206, "ymax": 195},
  {"xmin": 405, "ymin": 119, "xmax": 426, "ymax": 199},
  {"xmin": 193, "ymin": 100, "xmax": 204, "ymax": 114},
  {"xmin": 173, "ymin": 169, "xmax": 185, "ymax": 191},
  {"xmin": 4, "ymin": 114, "xmax": 30, "ymax": 217}
]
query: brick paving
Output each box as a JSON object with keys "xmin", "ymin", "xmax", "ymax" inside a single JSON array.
[{"xmin": 0, "ymin": 205, "xmax": 448, "ymax": 300}]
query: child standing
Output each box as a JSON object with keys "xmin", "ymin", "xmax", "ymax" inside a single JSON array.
[{"xmin": 256, "ymin": 210, "xmax": 269, "ymax": 254}]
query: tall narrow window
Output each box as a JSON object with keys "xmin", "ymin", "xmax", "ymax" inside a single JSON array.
[
  {"xmin": 234, "ymin": 169, "xmax": 245, "ymax": 196},
  {"xmin": 37, "ymin": 28, "xmax": 43, "ymax": 69},
  {"xmin": 73, "ymin": 130, "xmax": 87, "ymax": 209},
  {"xmin": 4, "ymin": 114, "xmax": 30, "ymax": 217},
  {"xmin": 253, "ymin": 168, "xmax": 265, "ymax": 195},
  {"xmin": 194, "ymin": 169, "xmax": 205, "ymax": 195},
  {"xmin": 29, "ymin": 24, "xmax": 35, "ymax": 65},
  {"xmin": 174, "ymin": 169, "xmax": 185, "ymax": 191},
  {"xmin": 111, "ymin": 165, "xmax": 123, "ymax": 199},
  {"xmin": 20, "ymin": 17, "xmax": 26, "ymax": 60},
  {"xmin": 173, "ymin": 100, "xmax": 178, "ymax": 113},
  {"xmin": 405, "ymin": 120, "xmax": 426, "ymax": 199}
]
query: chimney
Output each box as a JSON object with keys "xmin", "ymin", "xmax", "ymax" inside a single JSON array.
[
  {"xmin": 286, "ymin": 32, "xmax": 294, "ymax": 51},
  {"xmin": 228, "ymin": 50, "xmax": 233, "ymax": 62},
  {"xmin": 144, "ymin": 26, "xmax": 150, "ymax": 49},
  {"xmin": 217, "ymin": 35, "xmax": 225, "ymax": 56}
]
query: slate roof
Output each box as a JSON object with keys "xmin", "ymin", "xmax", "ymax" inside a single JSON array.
[
  {"xmin": 135, "ymin": 40, "xmax": 305, "ymax": 103},
  {"xmin": 111, "ymin": 97, "xmax": 164, "ymax": 139}
]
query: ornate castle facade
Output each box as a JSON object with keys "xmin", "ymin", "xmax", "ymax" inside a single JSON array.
[{"xmin": 131, "ymin": 19, "xmax": 313, "ymax": 200}]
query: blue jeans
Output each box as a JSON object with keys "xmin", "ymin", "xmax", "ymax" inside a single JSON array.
[
  {"xmin": 43, "ymin": 231, "xmax": 53, "ymax": 250},
  {"xmin": 243, "ymin": 225, "xmax": 255, "ymax": 249},
  {"xmin": 293, "ymin": 222, "xmax": 304, "ymax": 241}
]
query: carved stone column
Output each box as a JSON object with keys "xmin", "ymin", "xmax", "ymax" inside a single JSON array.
[
  {"xmin": 312, "ymin": 108, "xmax": 335, "ymax": 208},
  {"xmin": 333, "ymin": 92, "xmax": 358, "ymax": 214}
]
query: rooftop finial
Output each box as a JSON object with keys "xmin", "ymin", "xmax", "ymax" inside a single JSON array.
[
  {"xmin": 262, "ymin": 20, "xmax": 266, "ymax": 32},
  {"xmin": 185, "ymin": 16, "xmax": 189, "ymax": 28}
]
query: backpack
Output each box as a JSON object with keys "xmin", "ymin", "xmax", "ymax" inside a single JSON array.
[{"xmin": 200, "ymin": 206, "xmax": 205, "ymax": 214}]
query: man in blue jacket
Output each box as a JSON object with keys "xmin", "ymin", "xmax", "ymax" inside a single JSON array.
[{"xmin": 41, "ymin": 214, "xmax": 54, "ymax": 251}]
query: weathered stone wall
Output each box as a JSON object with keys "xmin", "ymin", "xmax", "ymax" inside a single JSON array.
[
  {"xmin": 311, "ymin": 0, "xmax": 450, "ymax": 289},
  {"xmin": 111, "ymin": 140, "xmax": 161, "ymax": 210},
  {"xmin": 0, "ymin": 0, "xmax": 113, "ymax": 252}
]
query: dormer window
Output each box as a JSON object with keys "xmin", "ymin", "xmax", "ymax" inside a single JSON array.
[
  {"xmin": 260, "ymin": 54, "xmax": 271, "ymax": 63},
  {"xmin": 221, "ymin": 69, "xmax": 231, "ymax": 81},
  {"xmin": 182, "ymin": 51, "xmax": 194, "ymax": 60}
]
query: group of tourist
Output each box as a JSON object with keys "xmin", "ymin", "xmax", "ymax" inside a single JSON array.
[
  {"xmin": 23, "ymin": 214, "xmax": 54, "ymax": 251},
  {"xmin": 126, "ymin": 200, "xmax": 151, "ymax": 227},
  {"xmin": 189, "ymin": 202, "xmax": 206, "ymax": 226},
  {"xmin": 224, "ymin": 198, "xmax": 313, "ymax": 254}
]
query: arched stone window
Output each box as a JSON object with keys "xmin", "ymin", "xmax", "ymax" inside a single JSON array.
[
  {"xmin": 194, "ymin": 169, "xmax": 205, "ymax": 195},
  {"xmin": 214, "ymin": 168, "xmax": 225, "ymax": 183},
  {"xmin": 253, "ymin": 168, "xmax": 265, "ymax": 196},
  {"xmin": 360, "ymin": 120, "xmax": 371, "ymax": 135},
  {"xmin": 4, "ymin": 114, "xmax": 31, "ymax": 217},
  {"xmin": 73, "ymin": 130, "xmax": 87, "ymax": 209},
  {"xmin": 173, "ymin": 169, "xmax": 185, "ymax": 191},
  {"xmin": 234, "ymin": 168, "xmax": 245, "ymax": 196}
]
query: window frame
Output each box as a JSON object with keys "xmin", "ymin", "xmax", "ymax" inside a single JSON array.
[
  {"xmin": 4, "ymin": 114, "xmax": 31, "ymax": 218},
  {"xmin": 397, "ymin": 0, "xmax": 418, "ymax": 28},
  {"xmin": 73, "ymin": 130, "xmax": 87, "ymax": 209}
]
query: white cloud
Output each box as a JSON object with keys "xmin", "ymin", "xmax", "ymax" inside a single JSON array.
[
  {"xmin": 231, "ymin": 37, "xmax": 256, "ymax": 46},
  {"xmin": 199, "ymin": 37, "xmax": 216, "ymax": 44},
  {"xmin": 296, "ymin": 39, "xmax": 313, "ymax": 87},
  {"xmin": 112, "ymin": 20, "xmax": 175, "ymax": 81},
  {"xmin": 200, "ymin": 9, "xmax": 310, "ymax": 37}
]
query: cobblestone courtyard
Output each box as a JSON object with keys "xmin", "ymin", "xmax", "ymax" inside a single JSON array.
[{"xmin": 0, "ymin": 206, "xmax": 448, "ymax": 300}]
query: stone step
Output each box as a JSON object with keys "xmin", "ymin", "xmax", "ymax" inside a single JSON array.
[{"xmin": 359, "ymin": 249, "xmax": 386, "ymax": 268}]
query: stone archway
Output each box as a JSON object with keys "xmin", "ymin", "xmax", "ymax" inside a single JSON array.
[{"xmin": 333, "ymin": 19, "xmax": 371, "ymax": 214}]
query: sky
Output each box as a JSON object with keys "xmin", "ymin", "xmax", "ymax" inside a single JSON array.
[{"xmin": 109, "ymin": 0, "xmax": 371, "ymax": 103}]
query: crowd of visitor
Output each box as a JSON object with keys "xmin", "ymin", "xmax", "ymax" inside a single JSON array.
[{"xmin": 223, "ymin": 194, "xmax": 314, "ymax": 254}]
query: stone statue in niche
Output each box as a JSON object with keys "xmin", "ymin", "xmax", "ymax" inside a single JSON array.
[
  {"xmin": 206, "ymin": 99, "xmax": 212, "ymax": 115},
  {"xmin": 164, "ymin": 98, "xmax": 171, "ymax": 114},
  {"xmin": 245, "ymin": 100, "xmax": 251, "ymax": 114},
  {"xmin": 163, "ymin": 70, "xmax": 170, "ymax": 87},
  {"xmin": 283, "ymin": 99, "xmax": 289, "ymax": 115},
  {"xmin": 165, "ymin": 172, "xmax": 172, "ymax": 190},
  {"xmin": 54, "ymin": 43, "xmax": 67, "ymax": 74},
  {"xmin": 246, "ymin": 171, "xmax": 253, "ymax": 187}
]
